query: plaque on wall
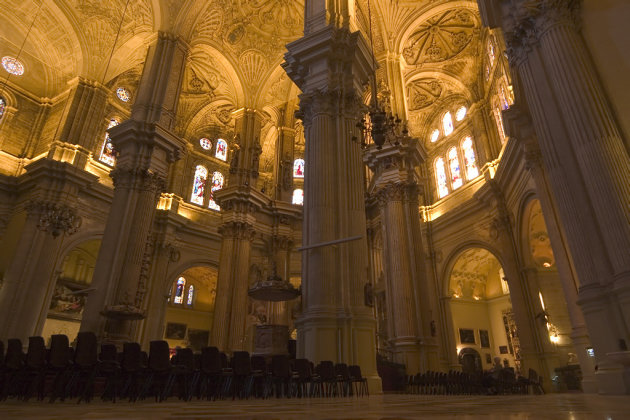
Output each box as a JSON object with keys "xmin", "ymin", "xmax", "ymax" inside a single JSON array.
[
  {"xmin": 459, "ymin": 328, "xmax": 475, "ymax": 344},
  {"xmin": 165, "ymin": 322, "xmax": 187, "ymax": 340},
  {"xmin": 188, "ymin": 329, "xmax": 209, "ymax": 351},
  {"xmin": 499, "ymin": 345, "xmax": 509, "ymax": 354},
  {"xmin": 479, "ymin": 329, "xmax": 490, "ymax": 348}
]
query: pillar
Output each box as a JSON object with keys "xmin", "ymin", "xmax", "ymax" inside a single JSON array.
[
  {"xmin": 284, "ymin": 0, "xmax": 381, "ymax": 391},
  {"xmin": 80, "ymin": 32, "xmax": 188, "ymax": 343}
]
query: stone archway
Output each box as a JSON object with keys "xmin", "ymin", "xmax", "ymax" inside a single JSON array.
[
  {"xmin": 41, "ymin": 239, "xmax": 101, "ymax": 343},
  {"xmin": 448, "ymin": 247, "xmax": 520, "ymax": 373}
]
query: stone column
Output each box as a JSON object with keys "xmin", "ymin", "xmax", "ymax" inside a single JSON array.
[
  {"xmin": 0, "ymin": 159, "xmax": 94, "ymax": 341},
  {"xmin": 284, "ymin": 6, "xmax": 381, "ymax": 389},
  {"xmin": 364, "ymin": 135, "xmax": 440, "ymax": 373},
  {"xmin": 480, "ymin": 0, "xmax": 630, "ymax": 393},
  {"xmin": 273, "ymin": 104, "xmax": 297, "ymax": 203},
  {"xmin": 80, "ymin": 32, "xmax": 188, "ymax": 342},
  {"xmin": 504, "ymin": 104, "xmax": 597, "ymax": 392},
  {"xmin": 210, "ymin": 221, "xmax": 256, "ymax": 352}
]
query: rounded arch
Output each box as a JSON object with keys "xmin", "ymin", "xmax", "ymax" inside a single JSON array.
[
  {"xmin": 163, "ymin": 259, "xmax": 218, "ymax": 293},
  {"xmin": 518, "ymin": 193, "xmax": 556, "ymax": 269}
]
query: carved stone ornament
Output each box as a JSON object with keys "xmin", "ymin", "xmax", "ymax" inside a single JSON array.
[
  {"xmin": 218, "ymin": 221, "xmax": 256, "ymax": 241},
  {"xmin": 28, "ymin": 201, "xmax": 82, "ymax": 238},
  {"xmin": 375, "ymin": 183, "xmax": 419, "ymax": 207},
  {"xmin": 110, "ymin": 167, "xmax": 166, "ymax": 193},
  {"xmin": 407, "ymin": 79, "xmax": 442, "ymax": 111}
]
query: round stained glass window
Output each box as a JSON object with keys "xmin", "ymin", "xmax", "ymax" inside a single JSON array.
[
  {"xmin": 199, "ymin": 138, "xmax": 212, "ymax": 150},
  {"xmin": 2, "ymin": 56, "xmax": 24, "ymax": 76},
  {"xmin": 116, "ymin": 87, "xmax": 131, "ymax": 102}
]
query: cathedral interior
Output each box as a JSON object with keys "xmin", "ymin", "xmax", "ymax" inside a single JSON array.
[{"xmin": 0, "ymin": 0, "xmax": 629, "ymax": 404}]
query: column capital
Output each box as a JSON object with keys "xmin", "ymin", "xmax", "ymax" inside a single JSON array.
[
  {"xmin": 218, "ymin": 221, "xmax": 256, "ymax": 241},
  {"xmin": 374, "ymin": 182, "xmax": 419, "ymax": 208},
  {"xmin": 110, "ymin": 167, "xmax": 166, "ymax": 193}
]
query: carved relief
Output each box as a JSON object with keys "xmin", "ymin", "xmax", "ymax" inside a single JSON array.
[
  {"xmin": 403, "ymin": 9, "xmax": 477, "ymax": 65},
  {"xmin": 407, "ymin": 79, "xmax": 442, "ymax": 111}
]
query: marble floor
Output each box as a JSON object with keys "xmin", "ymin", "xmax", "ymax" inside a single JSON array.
[{"xmin": 0, "ymin": 394, "xmax": 629, "ymax": 419}]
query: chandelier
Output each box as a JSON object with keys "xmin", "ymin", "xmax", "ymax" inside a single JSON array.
[{"xmin": 36, "ymin": 204, "xmax": 82, "ymax": 238}]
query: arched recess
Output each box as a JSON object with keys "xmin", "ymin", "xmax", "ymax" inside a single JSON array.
[
  {"xmin": 41, "ymin": 237, "xmax": 102, "ymax": 343},
  {"xmin": 444, "ymin": 244, "xmax": 521, "ymax": 373},
  {"xmin": 160, "ymin": 263, "xmax": 218, "ymax": 351}
]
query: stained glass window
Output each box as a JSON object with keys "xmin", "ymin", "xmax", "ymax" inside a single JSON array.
[
  {"xmin": 499, "ymin": 85, "xmax": 510, "ymax": 111},
  {"xmin": 0, "ymin": 97, "xmax": 5, "ymax": 121},
  {"xmin": 116, "ymin": 87, "xmax": 130, "ymax": 102},
  {"xmin": 208, "ymin": 171, "xmax": 224, "ymax": 211},
  {"xmin": 448, "ymin": 147, "xmax": 463, "ymax": 190},
  {"xmin": 430, "ymin": 129, "xmax": 440, "ymax": 143},
  {"xmin": 99, "ymin": 118, "xmax": 119, "ymax": 166},
  {"xmin": 462, "ymin": 137, "xmax": 479, "ymax": 180},
  {"xmin": 488, "ymin": 39, "xmax": 496, "ymax": 67},
  {"xmin": 173, "ymin": 277, "xmax": 186, "ymax": 304},
  {"xmin": 456, "ymin": 106, "xmax": 467, "ymax": 122},
  {"xmin": 435, "ymin": 158, "xmax": 449, "ymax": 199},
  {"xmin": 199, "ymin": 138, "xmax": 212, "ymax": 150},
  {"xmin": 292, "ymin": 189, "xmax": 304, "ymax": 205},
  {"xmin": 293, "ymin": 159, "xmax": 304, "ymax": 178},
  {"xmin": 443, "ymin": 112, "xmax": 454, "ymax": 136},
  {"xmin": 215, "ymin": 138, "xmax": 228, "ymax": 161},
  {"xmin": 187, "ymin": 285, "xmax": 194, "ymax": 306},
  {"xmin": 190, "ymin": 165, "xmax": 208, "ymax": 205},
  {"xmin": 495, "ymin": 107, "xmax": 507, "ymax": 143},
  {"xmin": 2, "ymin": 56, "xmax": 24, "ymax": 76}
]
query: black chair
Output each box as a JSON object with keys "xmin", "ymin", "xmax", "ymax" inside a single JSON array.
[
  {"xmin": 529, "ymin": 368, "xmax": 545, "ymax": 395},
  {"xmin": 140, "ymin": 340, "xmax": 174, "ymax": 402},
  {"xmin": 98, "ymin": 343, "xmax": 121, "ymax": 402},
  {"xmin": 1, "ymin": 339, "xmax": 24, "ymax": 400},
  {"xmin": 199, "ymin": 346, "xmax": 224, "ymax": 400},
  {"xmin": 22, "ymin": 336, "xmax": 47, "ymax": 401},
  {"xmin": 292, "ymin": 359, "xmax": 312, "ymax": 398},
  {"xmin": 67, "ymin": 332, "xmax": 98, "ymax": 402},
  {"xmin": 316, "ymin": 361, "xmax": 337, "ymax": 397},
  {"xmin": 171, "ymin": 348, "xmax": 197, "ymax": 401},
  {"xmin": 47, "ymin": 334, "xmax": 72, "ymax": 402},
  {"xmin": 334, "ymin": 363, "xmax": 352, "ymax": 397},
  {"xmin": 250, "ymin": 355, "xmax": 269, "ymax": 398},
  {"xmin": 120, "ymin": 342, "xmax": 143, "ymax": 401},
  {"xmin": 230, "ymin": 351, "xmax": 252, "ymax": 399},
  {"xmin": 271, "ymin": 355, "xmax": 292, "ymax": 398},
  {"xmin": 349, "ymin": 365, "xmax": 368, "ymax": 396}
]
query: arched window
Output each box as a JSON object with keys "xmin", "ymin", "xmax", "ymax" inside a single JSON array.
[
  {"xmin": 173, "ymin": 277, "xmax": 186, "ymax": 304},
  {"xmin": 488, "ymin": 39, "xmax": 496, "ymax": 67},
  {"xmin": 455, "ymin": 106, "xmax": 467, "ymax": 122},
  {"xmin": 187, "ymin": 285, "xmax": 194, "ymax": 306},
  {"xmin": 215, "ymin": 138, "xmax": 228, "ymax": 161},
  {"xmin": 494, "ymin": 107, "xmax": 507, "ymax": 143},
  {"xmin": 99, "ymin": 118, "xmax": 119, "ymax": 166},
  {"xmin": 442, "ymin": 112, "xmax": 454, "ymax": 136},
  {"xmin": 448, "ymin": 147, "xmax": 463, "ymax": 190},
  {"xmin": 190, "ymin": 165, "xmax": 208, "ymax": 205},
  {"xmin": 462, "ymin": 137, "xmax": 479, "ymax": 180},
  {"xmin": 0, "ymin": 97, "xmax": 5, "ymax": 121},
  {"xmin": 499, "ymin": 85, "xmax": 511, "ymax": 111},
  {"xmin": 208, "ymin": 171, "xmax": 224, "ymax": 211},
  {"xmin": 199, "ymin": 138, "xmax": 212, "ymax": 150},
  {"xmin": 435, "ymin": 158, "xmax": 449, "ymax": 199},
  {"xmin": 293, "ymin": 159, "xmax": 305, "ymax": 178},
  {"xmin": 430, "ymin": 129, "xmax": 440, "ymax": 143},
  {"xmin": 292, "ymin": 189, "xmax": 304, "ymax": 205}
]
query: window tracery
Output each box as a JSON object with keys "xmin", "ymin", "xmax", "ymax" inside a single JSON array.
[
  {"xmin": 190, "ymin": 165, "xmax": 208, "ymax": 206},
  {"xmin": 199, "ymin": 138, "xmax": 212, "ymax": 150},
  {"xmin": 448, "ymin": 147, "xmax": 463, "ymax": 190},
  {"xmin": 435, "ymin": 158, "xmax": 449, "ymax": 199},
  {"xmin": 2, "ymin": 56, "xmax": 24, "ymax": 76},
  {"xmin": 116, "ymin": 87, "xmax": 131, "ymax": 102},
  {"xmin": 99, "ymin": 118, "xmax": 120, "ymax": 166},
  {"xmin": 215, "ymin": 138, "xmax": 228, "ymax": 161},
  {"xmin": 208, "ymin": 171, "xmax": 224, "ymax": 211}
]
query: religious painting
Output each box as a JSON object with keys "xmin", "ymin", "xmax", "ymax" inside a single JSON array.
[
  {"xmin": 188, "ymin": 329, "xmax": 209, "ymax": 351},
  {"xmin": 479, "ymin": 329, "xmax": 490, "ymax": 348},
  {"xmin": 48, "ymin": 281, "xmax": 87, "ymax": 320},
  {"xmin": 215, "ymin": 138, "xmax": 228, "ymax": 161},
  {"xmin": 459, "ymin": 328, "xmax": 475, "ymax": 344},
  {"xmin": 499, "ymin": 345, "xmax": 509, "ymax": 354},
  {"xmin": 293, "ymin": 158, "xmax": 304, "ymax": 178},
  {"xmin": 165, "ymin": 322, "xmax": 187, "ymax": 340}
]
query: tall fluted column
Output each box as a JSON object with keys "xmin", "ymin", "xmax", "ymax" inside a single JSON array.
[
  {"xmin": 80, "ymin": 32, "xmax": 188, "ymax": 342},
  {"xmin": 504, "ymin": 104, "xmax": 597, "ymax": 392},
  {"xmin": 284, "ymin": 14, "xmax": 381, "ymax": 390},
  {"xmin": 365, "ymin": 134, "xmax": 440, "ymax": 373},
  {"xmin": 480, "ymin": 0, "xmax": 630, "ymax": 393},
  {"xmin": 210, "ymin": 222, "xmax": 256, "ymax": 352}
]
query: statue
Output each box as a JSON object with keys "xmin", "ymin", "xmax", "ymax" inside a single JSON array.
[
  {"xmin": 282, "ymin": 152, "xmax": 292, "ymax": 191},
  {"xmin": 364, "ymin": 282, "xmax": 374, "ymax": 307}
]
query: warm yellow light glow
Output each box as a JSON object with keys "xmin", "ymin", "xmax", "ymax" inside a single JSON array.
[
  {"xmin": 543, "ymin": 262, "xmax": 551, "ymax": 268},
  {"xmin": 550, "ymin": 334, "xmax": 560, "ymax": 344},
  {"xmin": 539, "ymin": 291, "xmax": 546, "ymax": 311},
  {"xmin": 157, "ymin": 193, "xmax": 174, "ymax": 210}
]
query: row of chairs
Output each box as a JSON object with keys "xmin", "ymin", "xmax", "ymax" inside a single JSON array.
[
  {"xmin": 406, "ymin": 369, "xmax": 543, "ymax": 395},
  {"xmin": 0, "ymin": 333, "xmax": 369, "ymax": 403}
]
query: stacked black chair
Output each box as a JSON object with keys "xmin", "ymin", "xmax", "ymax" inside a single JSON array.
[
  {"xmin": 334, "ymin": 363, "xmax": 352, "ymax": 397},
  {"xmin": 48, "ymin": 334, "xmax": 72, "ymax": 402},
  {"xmin": 250, "ymin": 355, "xmax": 269, "ymax": 398},
  {"xmin": 141, "ymin": 340, "xmax": 173, "ymax": 402},
  {"xmin": 120, "ymin": 342, "xmax": 143, "ymax": 401},
  {"xmin": 316, "ymin": 361, "xmax": 337, "ymax": 397},
  {"xmin": 199, "ymin": 346, "xmax": 224, "ymax": 400},
  {"xmin": 270, "ymin": 355, "xmax": 292, "ymax": 398},
  {"xmin": 171, "ymin": 347, "xmax": 197, "ymax": 401},
  {"xmin": 98, "ymin": 343, "xmax": 121, "ymax": 401},
  {"xmin": 349, "ymin": 365, "xmax": 368, "ymax": 396},
  {"xmin": 22, "ymin": 336, "xmax": 47, "ymax": 401},
  {"xmin": 1, "ymin": 339, "xmax": 24, "ymax": 400},
  {"xmin": 292, "ymin": 358, "xmax": 312, "ymax": 398},
  {"xmin": 230, "ymin": 351, "xmax": 252, "ymax": 399},
  {"xmin": 67, "ymin": 332, "xmax": 98, "ymax": 402}
]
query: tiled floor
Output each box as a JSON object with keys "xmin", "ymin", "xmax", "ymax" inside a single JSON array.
[{"xmin": 0, "ymin": 394, "xmax": 629, "ymax": 419}]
